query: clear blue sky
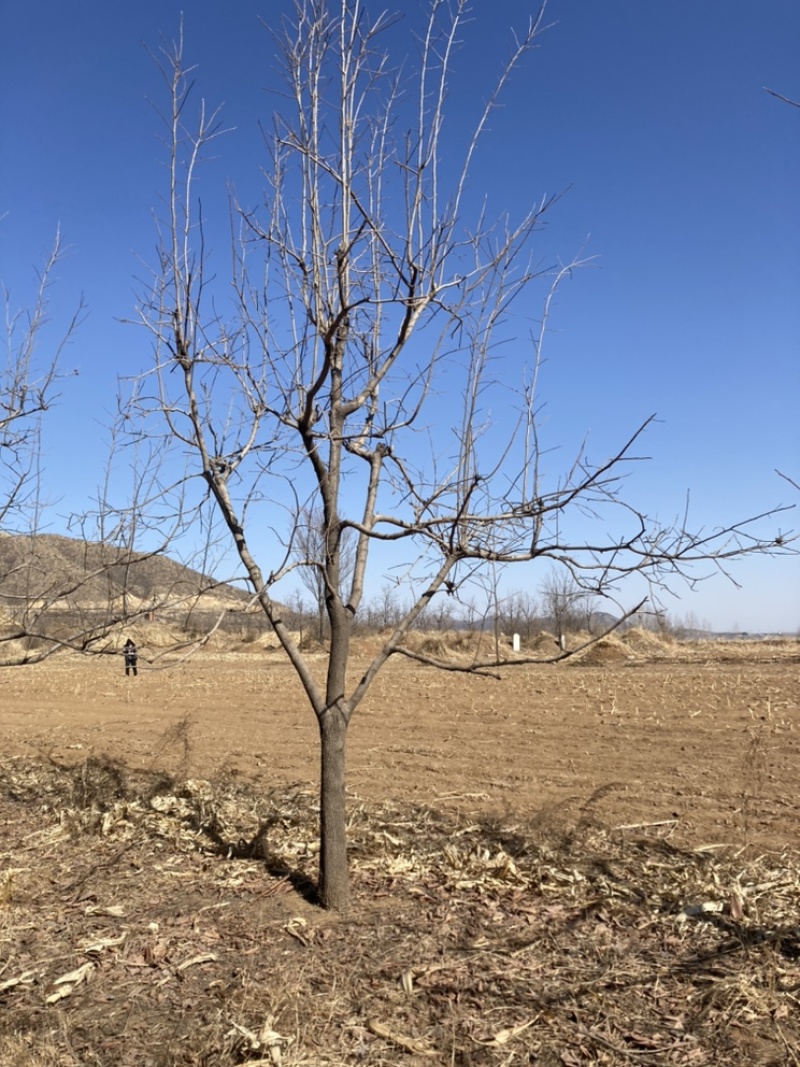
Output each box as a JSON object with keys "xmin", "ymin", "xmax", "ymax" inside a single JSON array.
[{"xmin": 2, "ymin": 1, "xmax": 798, "ymax": 632}]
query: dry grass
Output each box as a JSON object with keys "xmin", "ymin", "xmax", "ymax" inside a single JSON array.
[
  {"xmin": 569, "ymin": 633, "xmax": 631, "ymax": 666},
  {"xmin": 1, "ymin": 637, "xmax": 798, "ymax": 1065},
  {"xmin": 2, "ymin": 751, "xmax": 800, "ymax": 1066},
  {"xmin": 622, "ymin": 627, "xmax": 674, "ymax": 653}
]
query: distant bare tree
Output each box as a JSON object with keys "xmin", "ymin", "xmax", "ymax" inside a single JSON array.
[
  {"xmin": 122, "ymin": 4, "xmax": 792, "ymax": 908},
  {"xmin": 0, "ymin": 234, "xmax": 234, "ymax": 663},
  {"xmin": 417, "ymin": 596, "xmax": 455, "ymax": 633},
  {"xmin": 540, "ymin": 570, "xmax": 583, "ymax": 646},
  {"xmin": 367, "ymin": 584, "xmax": 402, "ymax": 632},
  {"xmin": 293, "ymin": 506, "xmax": 355, "ymax": 642},
  {"xmin": 0, "ymin": 231, "xmax": 93, "ymax": 661},
  {"xmin": 1, "ymin": 230, "xmax": 80, "ymax": 532},
  {"xmin": 459, "ymin": 595, "xmax": 489, "ymax": 635},
  {"xmin": 501, "ymin": 590, "xmax": 542, "ymax": 642},
  {"xmin": 286, "ymin": 590, "xmax": 311, "ymax": 644},
  {"xmin": 578, "ymin": 589, "xmax": 599, "ymax": 634}
]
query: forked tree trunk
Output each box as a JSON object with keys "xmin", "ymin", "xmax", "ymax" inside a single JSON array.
[{"xmin": 317, "ymin": 706, "xmax": 350, "ymax": 910}]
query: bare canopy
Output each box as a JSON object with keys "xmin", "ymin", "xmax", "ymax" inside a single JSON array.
[{"xmin": 118, "ymin": 1, "xmax": 792, "ymax": 908}]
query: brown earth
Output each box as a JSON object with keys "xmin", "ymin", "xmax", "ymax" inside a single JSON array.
[
  {"xmin": 1, "ymin": 638, "xmax": 799, "ymax": 1066},
  {"xmin": 3, "ymin": 639, "xmax": 798, "ymax": 851}
]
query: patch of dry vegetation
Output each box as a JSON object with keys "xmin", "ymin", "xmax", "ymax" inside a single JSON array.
[
  {"xmin": 622, "ymin": 627, "xmax": 674, "ymax": 654},
  {"xmin": 569, "ymin": 633, "xmax": 631, "ymax": 666},
  {"xmin": 2, "ymin": 754, "xmax": 800, "ymax": 1066}
]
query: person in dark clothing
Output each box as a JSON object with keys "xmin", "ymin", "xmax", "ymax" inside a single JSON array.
[{"xmin": 122, "ymin": 638, "xmax": 138, "ymax": 677}]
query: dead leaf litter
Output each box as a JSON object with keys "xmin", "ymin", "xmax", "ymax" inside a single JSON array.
[{"xmin": 1, "ymin": 754, "xmax": 799, "ymax": 1065}]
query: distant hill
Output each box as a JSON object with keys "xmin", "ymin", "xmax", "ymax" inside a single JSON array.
[{"xmin": 0, "ymin": 532, "xmax": 249, "ymax": 615}]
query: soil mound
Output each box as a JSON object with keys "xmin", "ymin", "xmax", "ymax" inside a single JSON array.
[
  {"xmin": 410, "ymin": 630, "xmax": 480, "ymax": 659},
  {"xmin": 570, "ymin": 633, "xmax": 630, "ymax": 665},
  {"xmin": 530, "ymin": 630, "xmax": 560, "ymax": 652},
  {"xmin": 622, "ymin": 626, "xmax": 670, "ymax": 653}
]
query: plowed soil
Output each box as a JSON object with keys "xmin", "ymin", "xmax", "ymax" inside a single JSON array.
[
  {"xmin": 2, "ymin": 639, "xmax": 799, "ymax": 1067},
  {"xmin": 3, "ymin": 643, "xmax": 798, "ymax": 851}
]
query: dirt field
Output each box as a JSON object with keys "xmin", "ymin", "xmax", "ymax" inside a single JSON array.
[
  {"xmin": 3, "ymin": 639, "xmax": 798, "ymax": 849},
  {"xmin": 1, "ymin": 638, "xmax": 799, "ymax": 1065}
]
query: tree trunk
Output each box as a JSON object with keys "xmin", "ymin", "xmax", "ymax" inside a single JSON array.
[{"xmin": 317, "ymin": 706, "xmax": 350, "ymax": 910}]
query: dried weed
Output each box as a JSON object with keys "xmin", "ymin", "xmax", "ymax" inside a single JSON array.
[{"xmin": 2, "ymin": 756, "xmax": 800, "ymax": 1066}]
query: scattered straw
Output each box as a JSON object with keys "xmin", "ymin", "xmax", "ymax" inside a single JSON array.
[{"xmin": 2, "ymin": 755, "xmax": 799, "ymax": 1066}]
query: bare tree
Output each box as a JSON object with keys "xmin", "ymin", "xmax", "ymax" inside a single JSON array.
[
  {"xmin": 539, "ymin": 569, "xmax": 584, "ymax": 647},
  {"xmin": 366, "ymin": 584, "xmax": 402, "ymax": 632},
  {"xmin": 292, "ymin": 505, "xmax": 355, "ymax": 642},
  {"xmin": 124, "ymin": 4, "xmax": 792, "ymax": 908},
  {"xmin": 500, "ymin": 590, "xmax": 542, "ymax": 642},
  {"xmin": 0, "ymin": 236, "xmax": 235, "ymax": 663},
  {"xmin": 0, "ymin": 231, "xmax": 94, "ymax": 661},
  {"xmin": 416, "ymin": 595, "xmax": 455, "ymax": 633},
  {"xmin": 1, "ymin": 230, "xmax": 80, "ymax": 532}
]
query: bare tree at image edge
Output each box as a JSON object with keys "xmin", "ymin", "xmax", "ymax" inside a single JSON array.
[
  {"xmin": 1, "ymin": 231, "xmax": 79, "ymax": 532},
  {"xmin": 0, "ymin": 232, "xmax": 99, "ymax": 663},
  {"xmin": 126, "ymin": 4, "xmax": 793, "ymax": 910},
  {"xmin": 0, "ymin": 233, "xmax": 236, "ymax": 666}
]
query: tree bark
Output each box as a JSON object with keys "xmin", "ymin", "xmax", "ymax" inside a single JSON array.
[{"xmin": 317, "ymin": 706, "xmax": 350, "ymax": 910}]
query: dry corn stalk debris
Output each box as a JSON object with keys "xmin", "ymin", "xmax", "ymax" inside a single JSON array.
[{"xmin": 1, "ymin": 754, "xmax": 799, "ymax": 1066}]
